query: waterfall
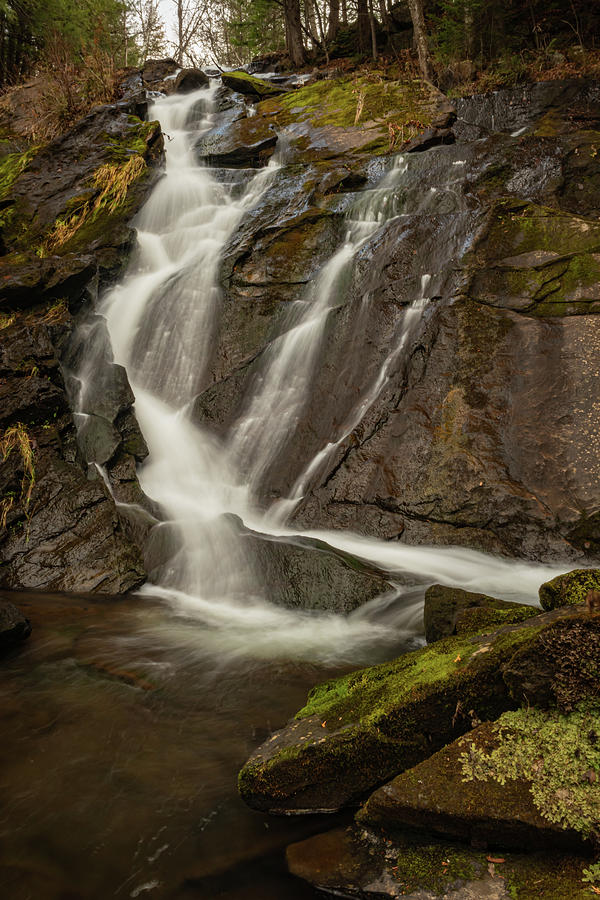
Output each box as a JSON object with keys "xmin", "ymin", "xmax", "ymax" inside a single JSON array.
[{"xmin": 75, "ymin": 83, "xmax": 567, "ymax": 662}]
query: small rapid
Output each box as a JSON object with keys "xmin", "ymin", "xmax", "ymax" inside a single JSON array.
[{"xmin": 88, "ymin": 83, "xmax": 568, "ymax": 662}]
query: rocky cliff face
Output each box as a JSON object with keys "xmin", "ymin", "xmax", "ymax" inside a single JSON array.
[
  {"xmin": 1, "ymin": 64, "xmax": 599, "ymax": 592},
  {"xmin": 192, "ymin": 76, "xmax": 600, "ymax": 565},
  {"xmin": 0, "ymin": 69, "xmax": 166, "ymax": 591}
]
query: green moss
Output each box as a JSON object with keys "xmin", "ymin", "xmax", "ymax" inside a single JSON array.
[
  {"xmin": 539, "ymin": 568, "xmax": 600, "ymax": 610},
  {"xmin": 503, "ymin": 853, "xmax": 593, "ymax": 899},
  {"xmin": 457, "ymin": 603, "xmax": 539, "ymax": 634},
  {"xmin": 276, "ymin": 76, "xmax": 435, "ymax": 132},
  {"xmin": 221, "ymin": 70, "xmax": 283, "ymax": 98},
  {"xmin": 0, "ymin": 146, "xmax": 38, "ymax": 202},
  {"xmin": 493, "ymin": 203, "xmax": 600, "ymax": 257},
  {"xmin": 393, "ymin": 843, "xmax": 482, "ymax": 893},
  {"xmin": 107, "ymin": 117, "xmax": 161, "ymax": 162},
  {"xmin": 460, "ymin": 702, "xmax": 600, "ymax": 842}
]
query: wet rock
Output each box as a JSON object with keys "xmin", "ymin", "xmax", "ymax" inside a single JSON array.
[
  {"xmin": 503, "ymin": 611, "xmax": 600, "ymax": 710},
  {"xmin": 0, "ymin": 307, "xmax": 146, "ymax": 593},
  {"xmin": 174, "ymin": 68, "xmax": 209, "ymax": 93},
  {"xmin": 195, "ymin": 113, "xmax": 278, "ymax": 168},
  {"xmin": 358, "ymin": 703, "xmax": 598, "ymax": 853},
  {"xmin": 287, "ymin": 826, "xmax": 593, "ymax": 898},
  {"xmin": 239, "ymin": 527, "xmax": 391, "ymax": 613},
  {"xmin": 221, "ymin": 71, "xmax": 285, "ymax": 99},
  {"xmin": 238, "ymin": 607, "xmax": 574, "ymax": 813},
  {"xmin": 538, "ymin": 568, "xmax": 600, "ymax": 610},
  {"xmin": 0, "ymin": 600, "xmax": 31, "ymax": 649},
  {"xmin": 424, "ymin": 584, "xmax": 538, "ymax": 644}
]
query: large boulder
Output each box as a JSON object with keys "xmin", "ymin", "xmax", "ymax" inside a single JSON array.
[
  {"xmin": 538, "ymin": 568, "xmax": 600, "ymax": 610},
  {"xmin": 0, "ymin": 92, "xmax": 161, "ymax": 592},
  {"xmin": 359, "ymin": 703, "xmax": 599, "ymax": 853},
  {"xmin": 238, "ymin": 606, "xmax": 591, "ymax": 814},
  {"xmin": 424, "ymin": 584, "xmax": 539, "ymax": 643},
  {"xmin": 0, "ymin": 599, "xmax": 31, "ymax": 650},
  {"xmin": 240, "ymin": 527, "xmax": 391, "ymax": 612},
  {"xmin": 195, "ymin": 113, "xmax": 278, "ymax": 168},
  {"xmin": 221, "ymin": 71, "xmax": 285, "ymax": 99}
]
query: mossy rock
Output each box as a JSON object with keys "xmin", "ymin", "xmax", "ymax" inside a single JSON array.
[
  {"xmin": 359, "ymin": 701, "xmax": 599, "ymax": 853},
  {"xmin": 257, "ymin": 73, "xmax": 442, "ymax": 160},
  {"xmin": 287, "ymin": 825, "xmax": 594, "ymax": 898},
  {"xmin": 503, "ymin": 613, "xmax": 600, "ymax": 711},
  {"xmin": 237, "ymin": 609, "xmax": 583, "ymax": 814},
  {"xmin": 221, "ymin": 71, "xmax": 284, "ymax": 99},
  {"xmin": 424, "ymin": 584, "xmax": 539, "ymax": 643},
  {"xmin": 468, "ymin": 201, "xmax": 600, "ymax": 317},
  {"xmin": 539, "ymin": 568, "xmax": 600, "ymax": 610}
]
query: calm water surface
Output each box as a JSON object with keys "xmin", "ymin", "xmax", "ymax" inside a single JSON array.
[{"xmin": 0, "ymin": 590, "xmax": 417, "ymax": 899}]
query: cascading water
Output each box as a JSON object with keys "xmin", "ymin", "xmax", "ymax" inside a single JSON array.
[{"xmin": 86, "ymin": 82, "xmax": 567, "ymax": 662}]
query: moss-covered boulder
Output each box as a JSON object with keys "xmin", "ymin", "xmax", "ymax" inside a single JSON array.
[
  {"xmin": 359, "ymin": 702, "xmax": 600, "ymax": 853},
  {"xmin": 238, "ymin": 607, "xmax": 590, "ymax": 814},
  {"xmin": 424, "ymin": 584, "xmax": 538, "ymax": 643},
  {"xmin": 468, "ymin": 201, "xmax": 600, "ymax": 317},
  {"xmin": 503, "ymin": 612, "xmax": 600, "ymax": 710},
  {"xmin": 256, "ymin": 73, "xmax": 449, "ymax": 162},
  {"xmin": 539, "ymin": 568, "xmax": 600, "ymax": 610},
  {"xmin": 221, "ymin": 70, "xmax": 285, "ymax": 99},
  {"xmin": 287, "ymin": 826, "xmax": 594, "ymax": 899}
]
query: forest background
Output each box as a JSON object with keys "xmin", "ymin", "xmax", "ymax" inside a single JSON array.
[{"xmin": 0, "ymin": 0, "xmax": 598, "ymax": 139}]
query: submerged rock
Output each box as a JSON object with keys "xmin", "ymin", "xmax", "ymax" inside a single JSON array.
[
  {"xmin": 424, "ymin": 584, "xmax": 539, "ymax": 643},
  {"xmin": 287, "ymin": 824, "xmax": 594, "ymax": 898},
  {"xmin": 538, "ymin": 568, "xmax": 600, "ymax": 610},
  {"xmin": 0, "ymin": 600, "xmax": 31, "ymax": 649},
  {"xmin": 238, "ymin": 607, "xmax": 588, "ymax": 814}
]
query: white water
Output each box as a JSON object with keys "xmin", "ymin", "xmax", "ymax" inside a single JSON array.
[{"xmin": 95, "ymin": 84, "xmax": 570, "ymax": 662}]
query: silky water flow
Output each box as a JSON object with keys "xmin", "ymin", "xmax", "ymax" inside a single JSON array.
[{"xmin": 84, "ymin": 83, "xmax": 567, "ymax": 663}]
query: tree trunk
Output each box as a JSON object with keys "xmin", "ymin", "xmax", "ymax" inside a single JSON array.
[
  {"xmin": 369, "ymin": 0, "xmax": 378, "ymax": 60},
  {"xmin": 328, "ymin": 0, "xmax": 340, "ymax": 40},
  {"xmin": 357, "ymin": 0, "xmax": 371, "ymax": 53},
  {"xmin": 305, "ymin": 0, "xmax": 319, "ymax": 48},
  {"xmin": 378, "ymin": 0, "xmax": 391, "ymax": 33},
  {"xmin": 464, "ymin": 0, "xmax": 475, "ymax": 58},
  {"xmin": 341, "ymin": 0, "xmax": 348, "ymax": 26},
  {"xmin": 406, "ymin": 0, "xmax": 431, "ymax": 80},
  {"xmin": 284, "ymin": 0, "xmax": 306, "ymax": 66}
]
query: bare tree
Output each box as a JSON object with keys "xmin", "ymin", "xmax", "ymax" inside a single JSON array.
[
  {"xmin": 170, "ymin": 0, "xmax": 207, "ymax": 65},
  {"xmin": 128, "ymin": 0, "xmax": 165, "ymax": 62}
]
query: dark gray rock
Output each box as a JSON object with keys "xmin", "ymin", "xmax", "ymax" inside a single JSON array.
[
  {"xmin": 0, "ymin": 600, "xmax": 31, "ymax": 649},
  {"xmin": 239, "ymin": 525, "xmax": 391, "ymax": 612},
  {"xmin": 424, "ymin": 584, "xmax": 539, "ymax": 644}
]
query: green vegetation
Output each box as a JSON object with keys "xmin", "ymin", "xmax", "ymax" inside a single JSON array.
[
  {"xmin": 539, "ymin": 569, "xmax": 600, "ymax": 610},
  {"xmin": 460, "ymin": 703, "xmax": 600, "ymax": 842},
  {"xmin": 276, "ymin": 74, "xmax": 434, "ymax": 133}
]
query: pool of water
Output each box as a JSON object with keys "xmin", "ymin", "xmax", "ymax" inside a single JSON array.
[{"xmin": 0, "ymin": 590, "xmax": 417, "ymax": 899}]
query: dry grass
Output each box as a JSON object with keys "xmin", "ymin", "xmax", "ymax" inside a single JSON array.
[
  {"xmin": 42, "ymin": 154, "xmax": 146, "ymax": 253},
  {"xmin": 0, "ymin": 495, "xmax": 14, "ymax": 529},
  {"xmin": 0, "ymin": 312, "xmax": 15, "ymax": 330},
  {"xmin": 1, "ymin": 422, "xmax": 35, "ymax": 510}
]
